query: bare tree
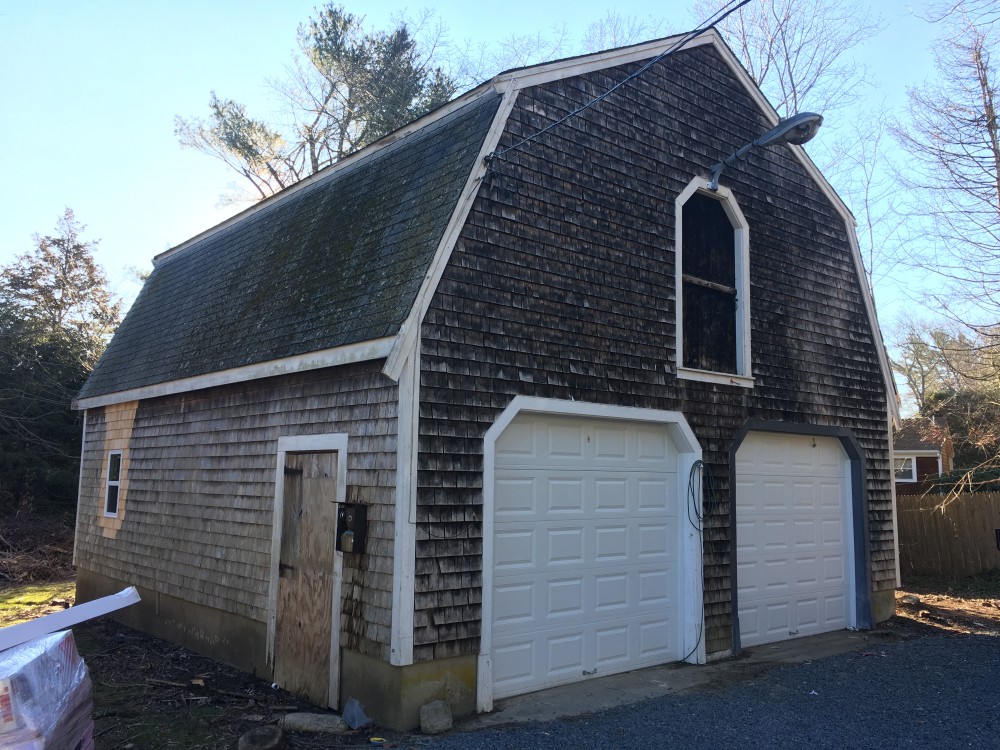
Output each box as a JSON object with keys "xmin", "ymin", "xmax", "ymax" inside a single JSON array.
[
  {"xmin": 692, "ymin": 0, "xmax": 883, "ymax": 117},
  {"xmin": 892, "ymin": 8, "xmax": 1000, "ymax": 323}
]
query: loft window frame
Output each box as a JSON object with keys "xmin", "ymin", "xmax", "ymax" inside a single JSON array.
[
  {"xmin": 104, "ymin": 449, "xmax": 123, "ymax": 517},
  {"xmin": 675, "ymin": 178, "xmax": 753, "ymax": 387}
]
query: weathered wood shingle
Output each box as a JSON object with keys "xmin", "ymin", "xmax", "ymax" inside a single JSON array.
[
  {"xmin": 78, "ymin": 93, "xmax": 501, "ymax": 401},
  {"xmin": 413, "ymin": 43, "xmax": 891, "ymax": 660}
]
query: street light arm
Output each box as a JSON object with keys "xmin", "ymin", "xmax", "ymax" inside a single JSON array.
[{"xmin": 707, "ymin": 112, "xmax": 823, "ymax": 192}]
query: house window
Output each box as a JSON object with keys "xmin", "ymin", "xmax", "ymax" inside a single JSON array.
[
  {"xmin": 894, "ymin": 456, "xmax": 916, "ymax": 482},
  {"xmin": 675, "ymin": 179, "xmax": 752, "ymax": 386},
  {"xmin": 105, "ymin": 450, "xmax": 123, "ymax": 516}
]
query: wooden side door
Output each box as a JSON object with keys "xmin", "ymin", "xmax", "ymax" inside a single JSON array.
[{"xmin": 273, "ymin": 451, "xmax": 340, "ymax": 706}]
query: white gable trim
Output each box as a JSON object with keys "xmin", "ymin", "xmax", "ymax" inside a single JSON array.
[
  {"xmin": 379, "ymin": 29, "xmax": 897, "ymax": 423},
  {"xmin": 383, "ymin": 80, "xmax": 521, "ymax": 381},
  {"xmin": 705, "ymin": 36, "xmax": 899, "ymax": 424},
  {"xmin": 74, "ymin": 336, "xmax": 395, "ymax": 410}
]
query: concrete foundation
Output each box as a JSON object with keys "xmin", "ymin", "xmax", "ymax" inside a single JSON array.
[
  {"xmin": 76, "ymin": 567, "xmax": 269, "ymax": 678},
  {"xmin": 340, "ymin": 650, "xmax": 476, "ymax": 731},
  {"xmin": 871, "ymin": 587, "xmax": 897, "ymax": 624}
]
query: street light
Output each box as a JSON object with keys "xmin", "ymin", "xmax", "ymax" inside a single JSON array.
[{"xmin": 707, "ymin": 112, "xmax": 823, "ymax": 192}]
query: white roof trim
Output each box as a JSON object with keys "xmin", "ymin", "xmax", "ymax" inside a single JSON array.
[
  {"xmin": 74, "ymin": 336, "xmax": 394, "ymax": 410},
  {"xmin": 705, "ymin": 35, "xmax": 899, "ymax": 424},
  {"xmin": 382, "ymin": 80, "xmax": 521, "ymax": 381},
  {"xmin": 492, "ymin": 31, "xmax": 715, "ymax": 88},
  {"xmin": 153, "ymin": 84, "xmax": 504, "ymax": 268},
  {"xmin": 893, "ymin": 449, "xmax": 941, "ymax": 457}
]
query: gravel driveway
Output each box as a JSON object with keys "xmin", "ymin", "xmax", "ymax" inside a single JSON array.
[{"xmin": 426, "ymin": 634, "xmax": 999, "ymax": 749}]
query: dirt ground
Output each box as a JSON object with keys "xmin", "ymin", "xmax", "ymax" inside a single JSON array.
[
  {"xmin": 3, "ymin": 518, "xmax": 999, "ymax": 749},
  {"xmin": 6, "ymin": 581, "xmax": 991, "ymax": 750}
]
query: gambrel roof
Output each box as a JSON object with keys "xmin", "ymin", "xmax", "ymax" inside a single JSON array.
[
  {"xmin": 76, "ymin": 29, "xmax": 897, "ymax": 419},
  {"xmin": 77, "ymin": 92, "xmax": 502, "ymax": 402}
]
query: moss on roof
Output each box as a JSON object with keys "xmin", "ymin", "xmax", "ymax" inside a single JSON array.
[{"xmin": 79, "ymin": 92, "xmax": 501, "ymax": 400}]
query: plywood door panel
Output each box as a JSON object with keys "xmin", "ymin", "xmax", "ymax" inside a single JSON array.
[{"xmin": 274, "ymin": 452, "xmax": 339, "ymax": 706}]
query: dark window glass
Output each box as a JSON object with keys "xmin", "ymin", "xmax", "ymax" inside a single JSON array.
[
  {"xmin": 682, "ymin": 193, "xmax": 738, "ymax": 374},
  {"xmin": 106, "ymin": 484, "xmax": 119, "ymax": 515},
  {"xmin": 108, "ymin": 452, "xmax": 121, "ymax": 482}
]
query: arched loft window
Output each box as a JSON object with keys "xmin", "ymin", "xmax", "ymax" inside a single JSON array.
[{"xmin": 675, "ymin": 179, "xmax": 753, "ymax": 387}]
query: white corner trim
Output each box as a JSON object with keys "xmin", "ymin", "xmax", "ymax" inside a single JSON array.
[
  {"xmin": 73, "ymin": 410, "xmax": 87, "ymax": 566},
  {"xmin": 390, "ymin": 343, "xmax": 420, "ymax": 666},
  {"xmin": 74, "ymin": 337, "xmax": 394, "ymax": 410},
  {"xmin": 266, "ymin": 433, "xmax": 348, "ymax": 707},
  {"xmin": 383, "ymin": 81, "xmax": 521, "ymax": 382},
  {"xmin": 888, "ymin": 417, "xmax": 901, "ymax": 588},
  {"xmin": 476, "ymin": 396, "xmax": 704, "ymax": 713}
]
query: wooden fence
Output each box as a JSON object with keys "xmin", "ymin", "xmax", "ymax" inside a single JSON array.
[{"xmin": 896, "ymin": 491, "xmax": 1000, "ymax": 578}]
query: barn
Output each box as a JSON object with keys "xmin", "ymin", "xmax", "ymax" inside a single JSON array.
[{"xmin": 73, "ymin": 29, "xmax": 899, "ymax": 730}]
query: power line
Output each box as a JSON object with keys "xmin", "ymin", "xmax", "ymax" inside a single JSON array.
[{"xmin": 486, "ymin": 0, "xmax": 753, "ymax": 169}]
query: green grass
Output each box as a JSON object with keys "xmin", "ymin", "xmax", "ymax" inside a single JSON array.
[
  {"xmin": 0, "ymin": 580, "xmax": 76, "ymax": 627},
  {"xmin": 902, "ymin": 569, "xmax": 1000, "ymax": 600}
]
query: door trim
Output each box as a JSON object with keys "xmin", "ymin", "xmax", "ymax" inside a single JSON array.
[
  {"xmin": 267, "ymin": 433, "xmax": 348, "ymax": 708},
  {"xmin": 477, "ymin": 396, "xmax": 704, "ymax": 713},
  {"xmin": 729, "ymin": 420, "xmax": 874, "ymax": 656}
]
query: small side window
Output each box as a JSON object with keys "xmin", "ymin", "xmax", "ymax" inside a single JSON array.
[
  {"xmin": 893, "ymin": 456, "xmax": 916, "ymax": 482},
  {"xmin": 105, "ymin": 450, "xmax": 123, "ymax": 516}
]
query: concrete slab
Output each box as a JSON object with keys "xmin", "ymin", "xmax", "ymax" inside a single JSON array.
[{"xmin": 460, "ymin": 629, "xmax": 900, "ymax": 730}]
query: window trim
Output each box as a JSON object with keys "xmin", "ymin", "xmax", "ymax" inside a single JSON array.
[
  {"xmin": 893, "ymin": 455, "xmax": 917, "ymax": 483},
  {"xmin": 104, "ymin": 450, "xmax": 123, "ymax": 517},
  {"xmin": 675, "ymin": 178, "xmax": 753, "ymax": 387}
]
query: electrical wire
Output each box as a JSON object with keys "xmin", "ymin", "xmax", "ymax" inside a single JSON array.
[
  {"xmin": 485, "ymin": 0, "xmax": 754, "ymax": 170},
  {"xmin": 681, "ymin": 458, "xmax": 721, "ymax": 662}
]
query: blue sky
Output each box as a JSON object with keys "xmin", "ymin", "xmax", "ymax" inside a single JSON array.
[{"xmin": 0, "ymin": 1, "xmax": 940, "ymax": 325}]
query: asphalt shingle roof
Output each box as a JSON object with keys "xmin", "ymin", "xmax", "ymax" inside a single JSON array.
[{"xmin": 78, "ymin": 92, "xmax": 501, "ymax": 401}]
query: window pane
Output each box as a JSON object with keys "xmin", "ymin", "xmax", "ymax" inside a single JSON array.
[
  {"xmin": 106, "ymin": 484, "xmax": 119, "ymax": 514},
  {"xmin": 683, "ymin": 282, "xmax": 737, "ymax": 373},
  {"xmin": 108, "ymin": 452, "xmax": 121, "ymax": 481},
  {"xmin": 682, "ymin": 193, "xmax": 735, "ymax": 287}
]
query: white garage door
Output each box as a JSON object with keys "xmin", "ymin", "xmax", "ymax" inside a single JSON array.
[
  {"xmin": 735, "ymin": 432, "xmax": 851, "ymax": 648},
  {"xmin": 491, "ymin": 414, "xmax": 680, "ymax": 699}
]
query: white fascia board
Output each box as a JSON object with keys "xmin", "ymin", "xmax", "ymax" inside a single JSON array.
[
  {"xmin": 383, "ymin": 80, "xmax": 521, "ymax": 381},
  {"xmin": 893, "ymin": 449, "xmax": 942, "ymax": 458},
  {"xmin": 74, "ymin": 336, "xmax": 394, "ymax": 410},
  {"xmin": 154, "ymin": 86, "xmax": 501, "ymax": 268},
  {"xmin": 491, "ymin": 31, "xmax": 715, "ymax": 89},
  {"xmin": 708, "ymin": 37, "xmax": 900, "ymax": 425}
]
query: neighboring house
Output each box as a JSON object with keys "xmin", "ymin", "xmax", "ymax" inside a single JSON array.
[
  {"xmin": 893, "ymin": 417, "xmax": 953, "ymax": 495},
  {"xmin": 72, "ymin": 31, "xmax": 899, "ymax": 730}
]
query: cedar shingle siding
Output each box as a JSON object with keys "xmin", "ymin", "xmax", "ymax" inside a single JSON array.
[
  {"xmin": 415, "ymin": 44, "xmax": 891, "ymax": 659},
  {"xmin": 76, "ymin": 362, "xmax": 398, "ymax": 660}
]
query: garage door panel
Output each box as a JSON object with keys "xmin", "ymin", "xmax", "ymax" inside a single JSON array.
[
  {"xmin": 737, "ymin": 433, "xmax": 850, "ymax": 648},
  {"xmin": 494, "ymin": 529, "xmax": 535, "ymax": 569},
  {"xmin": 492, "ymin": 414, "xmax": 681, "ymax": 698}
]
